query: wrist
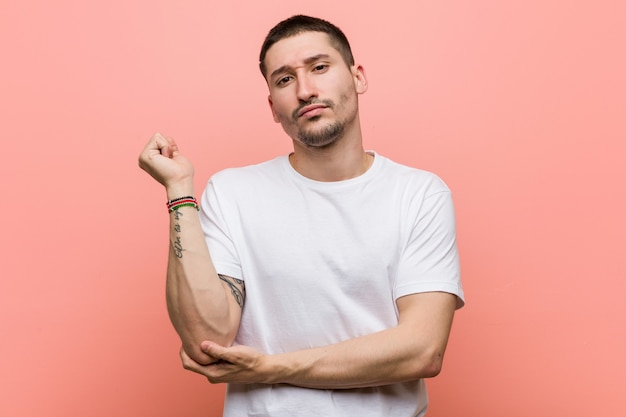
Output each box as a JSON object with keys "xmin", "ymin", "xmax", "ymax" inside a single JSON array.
[
  {"xmin": 261, "ymin": 352, "xmax": 299, "ymax": 385},
  {"xmin": 167, "ymin": 196, "xmax": 199, "ymax": 213},
  {"xmin": 165, "ymin": 179, "xmax": 195, "ymax": 201}
]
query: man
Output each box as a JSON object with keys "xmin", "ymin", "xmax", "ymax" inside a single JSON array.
[{"xmin": 139, "ymin": 15, "xmax": 464, "ymax": 417}]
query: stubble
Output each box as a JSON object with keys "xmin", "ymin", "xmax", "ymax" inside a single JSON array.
[{"xmin": 292, "ymin": 98, "xmax": 345, "ymax": 148}]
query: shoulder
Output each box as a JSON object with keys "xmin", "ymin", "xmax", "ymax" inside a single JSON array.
[
  {"xmin": 203, "ymin": 156, "xmax": 290, "ymax": 203},
  {"xmin": 210, "ymin": 156, "xmax": 286, "ymax": 184},
  {"xmin": 208, "ymin": 156, "xmax": 289, "ymax": 194},
  {"xmin": 375, "ymin": 154, "xmax": 451, "ymax": 198}
]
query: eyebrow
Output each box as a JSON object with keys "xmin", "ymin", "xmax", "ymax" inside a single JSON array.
[{"xmin": 269, "ymin": 54, "xmax": 331, "ymax": 81}]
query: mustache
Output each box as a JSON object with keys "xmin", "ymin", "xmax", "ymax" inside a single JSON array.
[{"xmin": 292, "ymin": 99, "xmax": 334, "ymax": 120}]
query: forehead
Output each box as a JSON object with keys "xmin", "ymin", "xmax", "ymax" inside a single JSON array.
[{"xmin": 264, "ymin": 31, "xmax": 342, "ymax": 74}]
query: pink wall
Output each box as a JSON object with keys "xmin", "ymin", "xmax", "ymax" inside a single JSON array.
[{"xmin": 2, "ymin": 1, "xmax": 624, "ymax": 416}]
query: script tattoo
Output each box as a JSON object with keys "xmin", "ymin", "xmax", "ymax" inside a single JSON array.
[
  {"xmin": 218, "ymin": 274, "xmax": 245, "ymax": 308},
  {"xmin": 172, "ymin": 210, "xmax": 184, "ymax": 258},
  {"xmin": 173, "ymin": 237, "xmax": 185, "ymax": 258}
]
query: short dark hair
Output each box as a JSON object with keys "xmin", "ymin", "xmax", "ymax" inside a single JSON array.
[{"xmin": 259, "ymin": 15, "xmax": 355, "ymax": 78}]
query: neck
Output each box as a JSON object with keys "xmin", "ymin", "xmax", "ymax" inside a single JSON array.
[{"xmin": 289, "ymin": 128, "xmax": 373, "ymax": 182}]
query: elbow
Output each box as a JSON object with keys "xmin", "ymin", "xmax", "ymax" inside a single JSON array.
[
  {"xmin": 412, "ymin": 349, "xmax": 446, "ymax": 379},
  {"xmin": 421, "ymin": 357, "xmax": 444, "ymax": 378},
  {"xmin": 175, "ymin": 320, "xmax": 238, "ymax": 365},
  {"xmin": 182, "ymin": 342, "xmax": 214, "ymax": 366},
  {"xmin": 181, "ymin": 327, "xmax": 237, "ymax": 366}
]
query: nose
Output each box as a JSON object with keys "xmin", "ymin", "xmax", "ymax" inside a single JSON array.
[{"xmin": 296, "ymin": 74, "xmax": 317, "ymax": 102}]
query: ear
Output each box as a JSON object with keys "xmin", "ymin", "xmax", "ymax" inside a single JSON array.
[
  {"xmin": 352, "ymin": 64, "xmax": 368, "ymax": 94},
  {"xmin": 268, "ymin": 95, "xmax": 280, "ymax": 123}
]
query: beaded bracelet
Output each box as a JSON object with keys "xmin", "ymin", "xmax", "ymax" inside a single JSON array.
[{"xmin": 167, "ymin": 196, "xmax": 199, "ymax": 213}]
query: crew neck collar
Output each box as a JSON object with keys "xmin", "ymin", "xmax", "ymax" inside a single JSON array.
[{"xmin": 281, "ymin": 151, "xmax": 381, "ymax": 188}]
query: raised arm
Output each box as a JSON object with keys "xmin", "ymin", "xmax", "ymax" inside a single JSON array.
[
  {"xmin": 181, "ymin": 291, "xmax": 457, "ymax": 388},
  {"xmin": 138, "ymin": 133, "xmax": 244, "ymax": 365}
]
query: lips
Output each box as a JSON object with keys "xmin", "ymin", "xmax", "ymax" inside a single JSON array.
[{"xmin": 297, "ymin": 103, "xmax": 327, "ymax": 118}]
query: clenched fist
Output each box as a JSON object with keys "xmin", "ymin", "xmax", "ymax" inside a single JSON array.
[{"xmin": 138, "ymin": 133, "xmax": 195, "ymax": 194}]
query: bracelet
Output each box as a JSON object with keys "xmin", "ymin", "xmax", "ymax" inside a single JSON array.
[
  {"xmin": 168, "ymin": 196, "xmax": 195, "ymax": 204},
  {"xmin": 167, "ymin": 196, "xmax": 199, "ymax": 213}
]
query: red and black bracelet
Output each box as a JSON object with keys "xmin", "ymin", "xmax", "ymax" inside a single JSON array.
[{"xmin": 166, "ymin": 196, "xmax": 199, "ymax": 213}]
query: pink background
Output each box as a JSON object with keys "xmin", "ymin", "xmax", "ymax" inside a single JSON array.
[{"xmin": 2, "ymin": 1, "xmax": 625, "ymax": 416}]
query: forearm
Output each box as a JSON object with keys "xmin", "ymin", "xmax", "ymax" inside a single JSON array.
[
  {"xmin": 265, "ymin": 326, "xmax": 440, "ymax": 389},
  {"xmin": 165, "ymin": 184, "xmax": 239, "ymax": 364},
  {"xmin": 263, "ymin": 292, "xmax": 456, "ymax": 389}
]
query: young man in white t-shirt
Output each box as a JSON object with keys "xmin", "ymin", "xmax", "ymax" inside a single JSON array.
[{"xmin": 138, "ymin": 15, "xmax": 464, "ymax": 417}]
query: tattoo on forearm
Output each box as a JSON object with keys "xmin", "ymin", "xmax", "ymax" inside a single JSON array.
[
  {"xmin": 172, "ymin": 236, "xmax": 185, "ymax": 258},
  {"xmin": 172, "ymin": 210, "xmax": 184, "ymax": 258},
  {"xmin": 218, "ymin": 274, "xmax": 245, "ymax": 308}
]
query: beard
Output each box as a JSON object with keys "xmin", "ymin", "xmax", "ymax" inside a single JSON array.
[
  {"xmin": 292, "ymin": 98, "xmax": 345, "ymax": 148},
  {"xmin": 297, "ymin": 119, "xmax": 344, "ymax": 148}
]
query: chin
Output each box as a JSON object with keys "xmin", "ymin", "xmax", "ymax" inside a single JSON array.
[
  {"xmin": 297, "ymin": 121, "xmax": 344, "ymax": 148},
  {"xmin": 299, "ymin": 138, "xmax": 338, "ymax": 149}
]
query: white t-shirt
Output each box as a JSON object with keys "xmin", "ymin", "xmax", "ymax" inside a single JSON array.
[{"xmin": 199, "ymin": 152, "xmax": 464, "ymax": 417}]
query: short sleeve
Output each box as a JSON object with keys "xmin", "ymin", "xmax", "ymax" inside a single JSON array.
[
  {"xmin": 395, "ymin": 189, "xmax": 465, "ymax": 309},
  {"xmin": 199, "ymin": 179, "xmax": 244, "ymax": 280}
]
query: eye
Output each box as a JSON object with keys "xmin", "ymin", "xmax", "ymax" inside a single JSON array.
[
  {"xmin": 313, "ymin": 64, "xmax": 329, "ymax": 72},
  {"xmin": 276, "ymin": 75, "xmax": 293, "ymax": 86}
]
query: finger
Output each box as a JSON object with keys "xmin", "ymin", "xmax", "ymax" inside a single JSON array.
[
  {"xmin": 179, "ymin": 348, "xmax": 231, "ymax": 383},
  {"xmin": 201, "ymin": 341, "xmax": 230, "ymax": 362},
  {"xmin": 168, "ymin": 139, "xmax": 180, "ymax": 157},
  {"xmin": 180, "ymin": 347, "xmax": 210, "ymax": 374},
  {"xmin": 180, "ymin": 348, "xmax": 197, "ymax": 371},
  {"xmin": 158, "ymin": 133, "xmax": 182, "ymax": 158},
  {"xmin": 162, "ymin": 137, "xmax": 181, "ymax": 159},
  {"xmin": 145, "ymin": 132, "xmax": 175, "ymax": 158},
  {"xmin": 152, "ymin": 132, "xmax": 173, "ymax": 158}
]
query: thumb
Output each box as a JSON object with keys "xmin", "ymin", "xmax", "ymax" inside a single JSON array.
[
  {"xmin": 168, "ymin": 140, "xmax": 181, "ymax": 158},
  {"xmin": 201, "ymin": 341, "xmax": 224, "ymax": 354},
  {"xmin": 201, "ymin": 342, "xmax": 234, "ymax": 364}
]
